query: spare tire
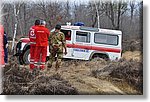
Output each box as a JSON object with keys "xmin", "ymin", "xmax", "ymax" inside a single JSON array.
[{"xmin": 22, "ymin": 49, "xmax": 30, "ymax": 65}]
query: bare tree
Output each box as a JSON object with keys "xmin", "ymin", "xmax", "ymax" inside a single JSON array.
[
  {"xmin": 3, "ymin": 4, "xmax": 12, "ymax": 34},
  {"xmin": 12, "ymin": 3, "xmax": 23, "ymax": 52},
  {"xmin": 88, "ymin": 0, "xmax": 105, "ymax": 27},
  {"xmin": 2, "ymin": 0, "xmax": 142, "ymax": 42},
  {"xmin": 130, "ymin": 1, "xmax": 136, "ymax": 22},
  {"xmin": 105, "ymin": 1, "xmax": 128, "ymax": 30},
  {"xmin": 35, "ymin": 1, "xmax": 64, "ymax": 29},
  {"xmin": 22, "ymin": 3, "xmax": 27, "ymax": 35},
  {"xmin": 63, "ymin": 0, "xmax": 71, "ymax": 23},
  {"xmin": 139, "ymin": 1, "xmax": 143, "ymax": 37}
]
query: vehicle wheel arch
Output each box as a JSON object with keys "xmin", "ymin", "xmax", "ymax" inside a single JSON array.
[
  {"xmin": 23, "ymin": 43, "xmax": 30, "ymax": 52},
  {"xmin": 90, "ymin": 51, "xmax": 109, "ymax": 60}
]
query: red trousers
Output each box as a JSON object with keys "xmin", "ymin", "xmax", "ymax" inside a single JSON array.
[
  {"xmin": 30, "ymin": 45, "xmax": 36, "ymax": 70},
  {"xmin": 0, "ymin": 51, "xmax": 4, "ymax": 66},
  {"xmin": 34, "ymin": 46, "xmax": 47, "ymax": 70}
]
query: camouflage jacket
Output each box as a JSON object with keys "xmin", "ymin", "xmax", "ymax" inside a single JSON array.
[{"xmin": 48, "ymin": 31, "xmax": 66, "ymax": 52}]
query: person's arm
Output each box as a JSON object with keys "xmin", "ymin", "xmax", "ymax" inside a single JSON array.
[
  {"xmin": 28, "ymin": 27, "xmax": 32, "ymax": 39},
  {"xmin": 4, "ymin": 32, "xmax": 8, "ymax": 48},
  {"xmin": 47, "ymin": 29, "xmax": 50, "ymax": 39},
  {"xmin": 48, "ymin": 32, "xmax": 52, "ymax": 45},
  {"xmin": 48, "ymin": 33, "xmax": 53, "ymax": 53}
]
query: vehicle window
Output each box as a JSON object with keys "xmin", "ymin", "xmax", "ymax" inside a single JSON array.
[
  {"xmin": 61, "ymin": 30, "xmax": 71, "ymax": 41},
  {"xmin": 76, "ymin": 31, "xmax": 90, "ymax": 43},
  {"xmin": 94, "ymin": 33, "xmax": 118, "ymax": 45}
]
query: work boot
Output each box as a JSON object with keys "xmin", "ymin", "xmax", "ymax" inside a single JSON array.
[
  {"xmin": 55, "ymin": 59, "xmax": 61, "ymax": 72},
  {"xmin": 55, "ymin": 64, "xmax": 60, "ymax": 72},
  {"xmin": 47, "ymin": 62, "xmax": 52, "ymax": 71},
  {"xmin": 30, "ymin": 64, "xmax": 35, "ymax": 70},
  {"xmin": 47, "ymin": 63, "xmax": 52, "ymax": 68},
  {"xmin": 40, "ymin": 65, "xmax": 45, "ymax": 70}
]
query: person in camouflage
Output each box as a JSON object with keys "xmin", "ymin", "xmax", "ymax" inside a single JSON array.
[{"xmin": 47, "ymin": 24, "xmax": 67, "ymax": 71}]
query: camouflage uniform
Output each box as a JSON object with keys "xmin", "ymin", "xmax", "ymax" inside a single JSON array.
[{"xmin": 48, "ymin": 31, "xmax": 66, "ymax": 71}]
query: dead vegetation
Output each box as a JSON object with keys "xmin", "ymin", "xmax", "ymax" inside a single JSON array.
[
  {"xmin": 2, "ymin": 57, "xmax": 78, "ymax": 95},
  {"xmin": 2, "ymin": 50, "xmax": 143, "ymax": 95},
  {"xmin": 91, "ymin": 59, "xmax": 143, "ymax": 94},
  {"xmin": 122, "ymin": 39, "xmax": 142, "ymax": 52}
]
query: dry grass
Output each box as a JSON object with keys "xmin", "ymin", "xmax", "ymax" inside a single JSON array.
[
  {"xmin": 122, "ymin": 51, "xmax": 142, "ymax": 62},
  {"xmin": 2, "ymin": 57, "xmax": 78, "ymax": 95},
  {"xmin": 2, "ymin": 50, "xmax": 143, "ymax": 95},
  {"xmin": 91, "ymin": 58, "xmax": 143, "ymax": 94}
]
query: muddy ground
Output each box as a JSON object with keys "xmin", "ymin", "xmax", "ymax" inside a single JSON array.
[{"xmin": 1, "ymin": 51, "xmax": 143, "ymax": 95}]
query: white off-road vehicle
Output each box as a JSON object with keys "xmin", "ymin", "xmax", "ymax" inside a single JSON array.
[{"xmin": 15, "ymin": 25, "xmax": 122, "ymax": 65}]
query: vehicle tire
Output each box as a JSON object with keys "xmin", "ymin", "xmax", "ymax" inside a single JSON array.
[
  {"xmin": 22, "ymin": 49, "xmax": 30, "ymax": 65},
  {"xmin": 92, "ymin": 54, "xmax": 109, "ymax": 61}
]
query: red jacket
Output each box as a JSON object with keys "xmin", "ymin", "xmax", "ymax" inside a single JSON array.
[
  {"xmin": 29, "ymin": 25, "xmax": 39, "ymax": 45},
  {"xmin": 35, "ymin": 26, "xmax": 50, "ymax": 46},
  {"xmin": 0, "ymin": 24, "xmax": 4, "ymax": 48},
  {"xmin": 0, "ymin": 24, "xmax": 4, "ymax": 65}
]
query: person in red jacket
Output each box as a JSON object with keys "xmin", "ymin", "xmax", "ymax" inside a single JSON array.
[
  {"xmin": 29, "ymin": 20, "xmax": 40, "ymax": 70},
  {"xmin": 34, "ymin": 20, "xmax": 50, "ymax": 70},
  {"xmin": 0, "ymin": 24, "xmax": 5, "ymax": 67}
]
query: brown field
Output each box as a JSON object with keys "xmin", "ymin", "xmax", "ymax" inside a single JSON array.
[{"xmin": 2, "ymin": 51, "xmax": 143, "ymax": 95}]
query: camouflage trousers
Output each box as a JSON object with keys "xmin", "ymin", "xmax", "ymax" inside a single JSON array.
[{"xmin": 47, "ymin": 51, "xmax": 63, "ymax": 71}]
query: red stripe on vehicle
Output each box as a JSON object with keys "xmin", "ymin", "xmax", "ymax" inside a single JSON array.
[
  {"xmin": 91, "ymin": 46, "xmax": 121, "ymax": 53},
  {"xmin": 66, "ymin": 44, "xmax": 121, "ymax": 53}
]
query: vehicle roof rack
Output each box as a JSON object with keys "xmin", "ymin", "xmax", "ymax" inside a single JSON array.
[{"xmin": 79, "ymin": 26, "xmax": 99, "ymax": 32}]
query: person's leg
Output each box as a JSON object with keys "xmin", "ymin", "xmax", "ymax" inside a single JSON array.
[
  {"xmin": 1, "ymin": 51, "xmax": 5, "ymax": 66},
  {"xmin": 47, "ymin": 50, "xmax": 56, "ymax": 69},
  {"xmin": 4, "ymin": 48, "xmax": 8, "ymax": 63},
  {"xmin": 30, "ymin": 45, "xmax": 37, "ymax": 70},
  {"xmin": 55, "ymin": 52, "xmax": 63, "ymax": 71},
  {"xmin": 34, "ymin": 46, "xmax": 41, "ymax": 69},
  {"xmin": 40, "ymin": 46, "xmax": 47, "ymax": 70}
]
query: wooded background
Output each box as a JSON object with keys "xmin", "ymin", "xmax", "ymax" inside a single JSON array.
[{"xmin": 1, "ymin": 0, "xmax": 143, "ymax": 41}]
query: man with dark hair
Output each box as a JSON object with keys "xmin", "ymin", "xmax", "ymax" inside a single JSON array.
[
  {"xmin": 28, "ymin": 19, "xmax": 40, "ymax": 70},
  {"xmin": 35, "ymin": 20, "xmax": 40, "ymax": 25},
  {"xmin": 47, "ymin": 24, "xmax": 67, "ymax": 72}
]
